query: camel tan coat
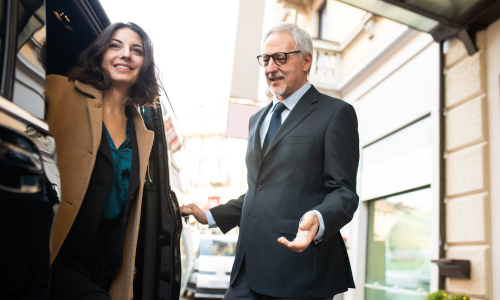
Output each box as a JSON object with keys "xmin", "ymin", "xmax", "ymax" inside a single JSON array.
[{"xmin": 45, "ymin": 75, "xmax": 154, "ymax": 300}]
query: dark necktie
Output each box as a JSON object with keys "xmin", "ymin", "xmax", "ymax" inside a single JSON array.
[{"xmin": 262, "ymin": 102, "xmax": 287, "ymax": 154}]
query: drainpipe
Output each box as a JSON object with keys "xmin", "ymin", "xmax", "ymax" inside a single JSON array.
[{"xmin": 438, "ymin": 40, "xmax": 446, "ymax": 290}]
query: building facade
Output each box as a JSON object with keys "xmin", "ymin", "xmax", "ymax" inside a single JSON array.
[
  {"xmin": 180, "ymin": 98, "xmax": 265, "ymax": 209},
  {"xmin": 258, "ymin": 0, "xmax": 500, "ymax": 299}
]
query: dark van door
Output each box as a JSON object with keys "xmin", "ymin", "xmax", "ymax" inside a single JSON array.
[
  {"xmin": 133, "ymin": 104, "xmax": 184, "ymax": 300},
  {"xmin": 0, "ymin": 0, "xmax": 60, "ymax": 298},
  {"xmin": 0, "ymin": 0, "xmax": 183, "ymax": 298}
]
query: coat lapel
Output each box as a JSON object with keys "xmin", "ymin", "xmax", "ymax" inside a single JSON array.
[
  {"xmin": 263, "ymin": 86, "xmax": 319, "ymax": 158},
  {"xmin": 125, "ymin": 107, "xmax": 139, "ymax": 203},
  {"xmin": 253, "ymin": 103, "xmax": 272, "ymax": 161},
  {"xmin": 50, "ymin": 80, "xmax": 103, "ymax": 263},
  {"xmin": 128, "ymin": 105, "xmax": 154, "ymax": 185},
  {"xmin": 99, "ymin": 123, "xmax": 113, "ymax": 164},
  {"xmin": 75, "ymin": 79, "xmax": 153, "ymax": 190},
  {"xmin": 75, "ymin": 80, "xmax": 104, "ymax": 160}
]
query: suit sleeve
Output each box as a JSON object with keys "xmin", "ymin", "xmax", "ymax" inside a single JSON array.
[
  {"xmin": 313, "ymin": 102, "xmax": 359, "ymax": 241},
  {"xmin": 209, "ymin": 194, "xmax": 245, "ymax": 234}
]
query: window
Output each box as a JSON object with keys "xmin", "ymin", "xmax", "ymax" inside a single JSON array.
[
  {"xmin": 13, "ymin": 1, "xmax": 46, "ymax": 118},
  {"xmin": 360, "ymin": 117, "xmax": 432, "ymax": 200},
  {"xmin": 318, "ymin": 1, "xmax": 328, "ymax": 40},
  {"xmin": 1, "ymin": 0, "xmax": 46, "ymax": 114},
  {"xmin": 365, "ymin": 188, "xmax": 432, "ymax": 299}
]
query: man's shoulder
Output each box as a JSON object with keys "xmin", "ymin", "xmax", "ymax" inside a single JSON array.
[{"xmin": 314, "ymin": 89, "xmax": 354, "ymax": 111}]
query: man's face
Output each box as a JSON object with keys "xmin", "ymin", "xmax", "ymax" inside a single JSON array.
[{"xmin": 263, "ymin": 32, "xmax": 312, "ymax": 101}]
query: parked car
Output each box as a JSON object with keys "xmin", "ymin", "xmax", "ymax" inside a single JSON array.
[
  {"xmin": 0, "ymin": 0, "xmax": 194, "ymax": 298},
  {"xmin": 187, "ymin": 234, "xmax": 238, "ymax": 298}
]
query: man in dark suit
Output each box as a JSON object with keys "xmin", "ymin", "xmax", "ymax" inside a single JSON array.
[{"xmin": 182, "ymin": 22, "xmax": 359, "ymax": 300}]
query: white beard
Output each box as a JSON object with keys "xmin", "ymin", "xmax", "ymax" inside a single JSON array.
[{"xmin": 271, "ymin": 85, "xmax": 286, "ymax": 96}]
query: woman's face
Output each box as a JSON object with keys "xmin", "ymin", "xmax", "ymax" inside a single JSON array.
[{"xmin": 101, "ymin": 28, "xmax": 144, "ymax": 89}]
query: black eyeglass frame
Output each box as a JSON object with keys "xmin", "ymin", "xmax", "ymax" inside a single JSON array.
[{"xmin": 256, "ymin": 51, "xmax": 301, "ymax": 67}]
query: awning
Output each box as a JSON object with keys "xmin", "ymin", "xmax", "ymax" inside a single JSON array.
[{"xmin": 336, "ymin": 0, "xmax": 500, "ymax": 54}]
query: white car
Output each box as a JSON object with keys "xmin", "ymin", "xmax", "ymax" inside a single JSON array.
[{"xmin": 187, "ymin": 234, "xmax": 238, "ymax": 298}]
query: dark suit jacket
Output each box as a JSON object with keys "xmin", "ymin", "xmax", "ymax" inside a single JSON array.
[{"xmin": 211, "ymin": 86, "xmax": 359, "ymax": 299}]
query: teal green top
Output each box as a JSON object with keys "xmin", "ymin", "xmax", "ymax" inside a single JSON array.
[{"xmin": 102, "ymin": 115, "xmax": 133, "ymax": 220}]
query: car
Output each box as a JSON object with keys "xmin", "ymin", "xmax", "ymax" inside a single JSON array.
[
  {"xmin": 0, "ymin": 0, "xmax": 194, "ymax": 298},
  {"xmin": 187, "ymin": 234, "xmax": 238, "ymax": 298}
]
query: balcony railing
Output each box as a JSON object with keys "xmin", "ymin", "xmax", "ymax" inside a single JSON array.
[
  {"xmin": 277, "ymin": 0, "xmax": 313, "ymax": 14},
  {"xmin": 309, "ymin": 39, "xmax": 341, "ymax": 91}
]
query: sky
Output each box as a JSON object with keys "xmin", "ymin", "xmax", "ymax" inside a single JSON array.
[{"xmin": 100, "ymin": 0, "xmax": 240, "ymax": 117}]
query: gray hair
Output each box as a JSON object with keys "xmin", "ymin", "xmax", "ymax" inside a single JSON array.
[{"xmin": 263, "ymin": 22, "xmax": 313, "ymax": 59}]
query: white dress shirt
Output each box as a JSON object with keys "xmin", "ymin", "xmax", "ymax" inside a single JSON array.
[
  {"xmin": 259, "ymin": 81, "xmax": 311, "ymax": 147},
  {"xmin": 205, "ymin": 81, "xmax": 325, "ymax": 243}
]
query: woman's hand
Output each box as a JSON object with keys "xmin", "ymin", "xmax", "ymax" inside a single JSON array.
[{"xmin": 181, "ymin": 204, "xmax": 208, "ymax": 224}]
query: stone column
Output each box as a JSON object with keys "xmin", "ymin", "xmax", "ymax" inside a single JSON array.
[{"xmin": 444, "ymin": 32, "xmax": 492, "ymax": 299}]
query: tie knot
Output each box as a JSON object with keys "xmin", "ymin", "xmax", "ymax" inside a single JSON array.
[{"xmin": 273, "ymin": 102, "xmax": 287, "ymax": 114}]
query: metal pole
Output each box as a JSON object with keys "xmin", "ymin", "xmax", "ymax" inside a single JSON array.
[{"xmin": 438, "ymin": 40, "xmax": 446, "ymax": 290}]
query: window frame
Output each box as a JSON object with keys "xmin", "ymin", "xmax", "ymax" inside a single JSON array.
[
  {"xmin": 317, "ymin": 0, "xmax": 327, "ymax": 40},
  {"xmin": 364, "ymin": 186, "xmax": 434, "ymax": 298},
  {"xmin": 1, "ymin": 0, "xmax": 18, "ymax": 100}
]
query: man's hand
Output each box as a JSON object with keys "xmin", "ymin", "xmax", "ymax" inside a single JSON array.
[
  {"xmin": 277, "ymin": 211, "xmax": 319, "ymax": 253},
  {"xmin": 181, "ymin": 204, "xmax": 208, "ymax": 225}
]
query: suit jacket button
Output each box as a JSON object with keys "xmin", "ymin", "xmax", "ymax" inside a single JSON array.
[{"xmin": 256, "ymin": 185, "xmax": 262, "ymax": 191}]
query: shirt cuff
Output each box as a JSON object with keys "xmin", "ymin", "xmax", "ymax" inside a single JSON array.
[
  {"xmin": 205, "ymin": 210, "xmax": 218, "ymax": 228},
  {"xmin": 300, "ymin": 210, "xmax": 325, "ymax": 244}
]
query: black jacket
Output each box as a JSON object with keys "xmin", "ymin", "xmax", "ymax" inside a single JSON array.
[{"xmin": 211, "ymin": 86, "xmax": 359, "ymax": 299}]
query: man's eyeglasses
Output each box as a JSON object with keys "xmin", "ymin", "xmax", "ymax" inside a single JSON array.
[{"xmin": 257, "ymin": 51, "xmax": 301, "ymax": 67}]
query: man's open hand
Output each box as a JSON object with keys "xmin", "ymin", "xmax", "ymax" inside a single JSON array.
[
  {"xmin": 181, "ymin": 204, "xmax": 208, "ymax": 225},
  {"xmin": 277, "ymin": 211, "xmax": 319, "ymax": 253}
]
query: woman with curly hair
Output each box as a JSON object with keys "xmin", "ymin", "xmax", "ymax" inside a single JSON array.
[{"xmin": 45, "ymin": 22, "xmax": 159, "ymax": 300}]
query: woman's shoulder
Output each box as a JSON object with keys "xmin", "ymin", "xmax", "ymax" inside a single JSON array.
[
  {"xmin": 46, "ymin": 75, "xmax": 101, "ymax": 101},
  {"xmin": 45, "ymin": 75, "xmax": 77, "ymax": 100},
  {"xmin": 46, "ymin": 75, "xmax": 74, "ymax": 89}
]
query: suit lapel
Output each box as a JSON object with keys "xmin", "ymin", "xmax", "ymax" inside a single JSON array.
[
  {"xmin": 263, "ymin": 86, "xmax": 319, "ymax": 158},
  {"xmin": 253, "ymin": 103, "xmax": 272, "ymax": 161}
]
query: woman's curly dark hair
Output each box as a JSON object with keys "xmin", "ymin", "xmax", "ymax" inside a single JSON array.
[{"xmin": 68, "ymin": 22, "xmax": 159, "ymax": 106}]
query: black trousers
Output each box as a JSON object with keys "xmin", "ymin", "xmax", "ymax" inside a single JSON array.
[
  {"xmin": 48, "ymin": 255, "xmax": 111, "ymax": 300},
  {"xmin": 224, "ymin": 260, "xmax": 334, "ymax": 300}
]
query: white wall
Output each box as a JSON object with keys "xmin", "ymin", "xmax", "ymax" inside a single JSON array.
[
  {"xmin": 354, "ymin": 42, "xmax": 439, "ymax": 147},
  {"xmin": 341, "ymin": 32, "xmax": 440, "ymax": 300},
  {"xmin": 230, "ymin": 0, "xmax": 266, "ymax": 100}
]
